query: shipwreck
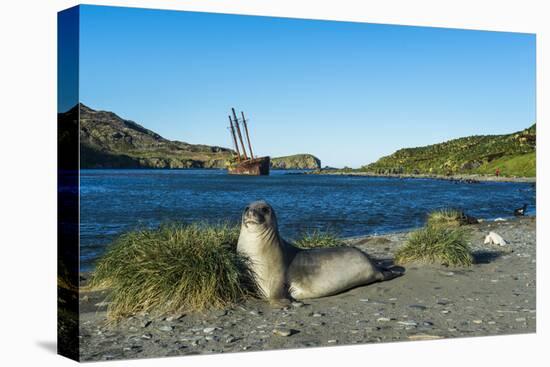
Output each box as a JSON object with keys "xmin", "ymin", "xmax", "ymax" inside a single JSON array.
[{"xmin": 226, "ymin": 108, "xmax": 270, "ymax": 175}]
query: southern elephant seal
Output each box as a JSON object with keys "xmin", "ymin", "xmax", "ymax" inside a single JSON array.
[{"xmin": 237, "ymin": 201, "xmax": 403, "ymax": 304}]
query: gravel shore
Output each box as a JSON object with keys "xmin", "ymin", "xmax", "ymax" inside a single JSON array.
[
  {"xmin": 78, "ymin": 216, "xmax": 536, "ymax": 362},
  {"xmin": 305, "ymin": 170, "xmax": 536, "ymax": 183}
]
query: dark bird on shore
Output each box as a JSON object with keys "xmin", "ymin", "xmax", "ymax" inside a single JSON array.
[
  {"xmin": 460, "ymin": 211, "xmax": 479, "ymax": 224},
  {"xmin": 514, "ymin": 204, "xmax": 528, "ymax": 216}
]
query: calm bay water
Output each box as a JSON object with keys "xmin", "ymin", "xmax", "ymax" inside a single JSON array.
[{"xmin": 79, "ymin": 169, "xmax": 536, "ymax": 271}]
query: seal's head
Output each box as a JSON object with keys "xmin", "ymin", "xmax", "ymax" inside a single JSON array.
[{"xmin": 241, "ymin": 201, "xmax": 278, "ymax": 234}]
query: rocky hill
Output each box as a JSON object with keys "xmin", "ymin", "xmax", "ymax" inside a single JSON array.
[
  {"xmin": 69, "ymin": 104, "xmax": 320, "ymax": 170},
  {"xmin": 362, "ymin": 124, "xmax": 536, "ymax": 177},
  {"xmin": 271, "ymin": 154, "xmax": 321, "ymax": 170},
  {"xmin": 78, "ymin": 104, "xmax": 232, "ymax": 169}
]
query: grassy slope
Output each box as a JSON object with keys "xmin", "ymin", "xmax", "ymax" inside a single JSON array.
[
  {"xmin": 473, "ymin": 152, "xmax": 536, "ymax": 177},
  {"xmin": 362, "ymin": 124, "xmax": 535, "ymax": 177}
]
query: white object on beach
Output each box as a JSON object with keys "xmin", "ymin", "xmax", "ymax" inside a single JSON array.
[
  {"xmin": 494, "ymin": 217, "xmax": 506, "ymax": 222},
  {"xmin": 484, "ymin": 231, "xmax": 507, "ymax": 246}
]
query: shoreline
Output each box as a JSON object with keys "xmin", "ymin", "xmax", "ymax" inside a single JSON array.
[
  {"xmin": 75, "ymin": 168, "xmax": 536, "ymax": 183},
  {"xmin": 79, "ymin": 214, "xmax": 533, "ymax": 274},
  {"xmin": 303, "ymin": 170, "xmax": 536, "ymax": 183},
  {"xmin": 78, "ymin": 215, "xmax": 536, "ymax": 361}
]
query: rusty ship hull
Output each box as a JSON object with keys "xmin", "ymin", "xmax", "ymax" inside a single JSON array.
[
  {"xmin": 226, "ymin": 108, "xmax": 269, "ymax": 175},
  {"xmin": 227, "ymin": 156, "xmax": 270, "ymax": 176}
]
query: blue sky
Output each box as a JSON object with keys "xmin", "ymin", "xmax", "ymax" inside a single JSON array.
[{"xmin": 71, "ymin": 5, "xmax": 536, "ymax": 168}]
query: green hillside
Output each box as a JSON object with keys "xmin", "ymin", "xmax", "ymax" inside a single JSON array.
[
  {"xmin": 362, "ymin": 124, "xmax": 536, "ymax": 177},
  {"xmin": 474, "ymin": 151, "xmax": 535, "ymax": 177}
]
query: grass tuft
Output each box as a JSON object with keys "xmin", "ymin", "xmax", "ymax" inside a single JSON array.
[
  {"xmin": 427, "ymin": 208, "xmax": 466, "ymax": 227},
  {"xmin": 395, "ymin": 223, "xmax": 473, "ymax": 267},
  {"xmin": 294, "ymin": 229, "xmax": 345, "ymax": 249},
  {"xmin": 89, "ymin": 223, "xmax": 257, "ymax": 320}
]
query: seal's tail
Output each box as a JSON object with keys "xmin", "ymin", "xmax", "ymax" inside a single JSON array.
[{"xmin": 380, "ymin": 265, "xmax": 405, "ymax": 281}]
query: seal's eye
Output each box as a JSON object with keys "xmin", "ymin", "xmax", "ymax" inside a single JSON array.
[
  {"xmin": 261, "ymin": 207, "xmax": 270, "ymax": 214},
  {"xmin": 244, "ymin": 206, "xmax": 250, "ymax": 212}
]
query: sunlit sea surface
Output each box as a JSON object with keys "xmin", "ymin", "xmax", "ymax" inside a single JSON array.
[{"xmin": 78, "ymin": 169, "xmax": 536, "ymax": 271}]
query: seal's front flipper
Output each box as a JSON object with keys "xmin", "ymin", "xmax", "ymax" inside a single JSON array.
[{"xmin": 379, "ymin": 266, "xmax": 405, "ymax": 281}]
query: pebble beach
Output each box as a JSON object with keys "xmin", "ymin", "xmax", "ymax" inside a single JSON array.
[{"xmin": 78, "ymin": 216, "xmax": 536, "ymax": 362}]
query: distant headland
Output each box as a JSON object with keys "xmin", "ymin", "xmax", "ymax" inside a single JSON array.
[
  {"xmin": 361, "ymin": 124, "xmax": 535, "ymax": 177},
  {"xmin": 59, "ymin": 104, "xmax": 321, "ymax": 170},
  {"xmin": 320, "ymin": 124, "xmax": 535, "ymax": 179},
  {"xmin": 59, "ymin": 104, "xmax": 535, "ymax": 178}
]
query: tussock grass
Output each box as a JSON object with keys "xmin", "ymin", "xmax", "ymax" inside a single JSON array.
[
  {"xmin": 58, "ymin": 260, "xmax": 78, "ymax": 291},
  {"xmin": 89, "ymin": 223, "xmax": 257, "ymax": 320},
  {"xmin": 428, "ymin": 208, "xmax": 478, "ymax": 227},
  {"xmin": 395, "ymin": 224, "xmax": 473, "ymax": 267},
  {"xmin": 427, "ymin": 208, "xmax": 465, "ymax": 227},
  {"xmin": 294, "ymin": 229, "xmax": 345, "ymax": 249}
]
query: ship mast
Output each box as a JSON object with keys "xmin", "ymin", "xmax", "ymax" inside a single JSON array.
[
  {"xmin": 241, "ymin": 111, "xmax": 254, "ymax": 159},
  {"xmin": 232, "ymin": 108, "xmax": 249, "ymax": 160},
  {"xmin": 228, "ymin": 115, "xmax": 241, "ymax": 162}
]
